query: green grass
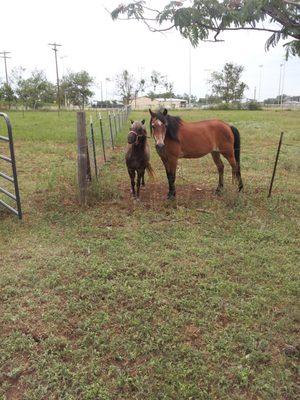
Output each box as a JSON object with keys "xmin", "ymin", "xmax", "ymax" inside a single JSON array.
[{"xmin": 0, "ymin": 109, "xmax": 299, "ymax": 400}]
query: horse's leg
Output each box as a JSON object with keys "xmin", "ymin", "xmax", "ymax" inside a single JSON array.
[
  {"xmin": 163, "ymin": 156, "xmax": 178, "ymax": 199},
  {"xmin": 211, "ymin": 151, "xmax": 224, "ymax": 194},
  {"xmin": 222, "ymin": 152, "xmax": 243, "ymax": 192},
  {"xmin": 128, "ymin": 169, "xmax": 136, "ymax": 197},
  {"xmin": 141, "ymin": 170, "xmax": 145, "ymax": 187},
  {"xmin": 236, "ymin": 163, "xmax": 243, "ymax": 192}
]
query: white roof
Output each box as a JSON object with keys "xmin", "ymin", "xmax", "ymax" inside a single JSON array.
[
  {"xmin": 133, "ymin": 96, "xmax": 187, "ymax": 103},
  {"xmin": 156, "ymin": 98, "xmax": 187, "ymax": 102}
]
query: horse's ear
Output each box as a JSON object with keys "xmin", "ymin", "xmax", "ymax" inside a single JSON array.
[
  {"xmin": 149, "ymin": 109, "xmax": 155, "ymax": 118},
  {"xmin": 163, "ymin": 108, "xmax": 168, "ymax": 116},
  {"xmin": 141, "ymin": 119, "xmax": 145, "ymax": 125},
  {"xmin": 130, "ymin": 119, "xmax": 134, "ymax": 124}
]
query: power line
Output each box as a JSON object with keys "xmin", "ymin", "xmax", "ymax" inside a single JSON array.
[
  {"xmin": 0, "ymin": 51, "xmax": 11, "ymax": 85},
  {"xmin": 48, "ymin": 43, "xmax": 62, "ymax": 110}
]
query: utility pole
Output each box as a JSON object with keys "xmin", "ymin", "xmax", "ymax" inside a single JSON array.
[
  {"xmin": 278, "ymin": 63, "xmax": 283, "ymax": 105},
  {"xmin": 188, "ymin": 46, "xmax": 192, "ymax": 107},
  {"xmin": 258, "ymin": 64, "xmax": 263, "ymax": 102},
  {"xmin": 48, "ymin": 43, "xmax": 62, "ymax": 110},
  {"xmin": 100, "ymin": 81, "xmax": 103, "ymax": 103},
  {"xmin": 280, "ymin": 63, "xmax": 286, "ymax": 109},
  {"xmin": 105, "ymin": 77, "xmax": 110, "ymax": 107},
  {"xmin": 0, "ymin": 51, "xmax": 11, "ymax": 84}
]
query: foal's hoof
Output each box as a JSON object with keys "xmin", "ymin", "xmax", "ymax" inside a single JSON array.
[
  {"xmin": 167, "ymin": 193, "xmax": 176, "ymax": 200},
  {"xmin": 215, "ymin": 187, "xmax": 223, "ymax": 196}
]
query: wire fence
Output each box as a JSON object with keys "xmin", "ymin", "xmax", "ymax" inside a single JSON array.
[{"xmin": 87, "ymin": 106, "xmax": 131, "ymax": 179}]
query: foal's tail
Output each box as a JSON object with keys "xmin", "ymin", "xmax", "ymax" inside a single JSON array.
[
  {"xmin": 230, "ymin": 125, "xmax": 241, "ymax": 166},
  {"xmin": 146, "ymin": 163, "xmax": 155, "ymax": 180}
]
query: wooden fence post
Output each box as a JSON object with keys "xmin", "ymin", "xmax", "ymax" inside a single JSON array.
[{"xmin": 77, "ymin": 111, "xmax": 88, "ymax": 205}]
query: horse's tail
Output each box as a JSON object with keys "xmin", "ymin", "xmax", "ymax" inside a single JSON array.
[
  {"xmin": 230, "ymin": 125, "xmax": 241, "ymax": 166},
  {"xmin": 146, "ymin": 163, "xmax": 155, "ymax": 179}
]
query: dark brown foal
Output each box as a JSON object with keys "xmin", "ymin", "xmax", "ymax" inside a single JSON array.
[{"xmin": 125, "ymin": 120, "xmax": 154, "ymax": 199}]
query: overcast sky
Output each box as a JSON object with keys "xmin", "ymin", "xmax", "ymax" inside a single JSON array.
[{"xmin": 1, "ymin": 0, "xmax": 299, "ymax": 101}]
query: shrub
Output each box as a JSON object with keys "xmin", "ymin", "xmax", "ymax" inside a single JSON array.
[{"xmin": 246, "ymin": 101, "xmax": 262, "ymax": 110}]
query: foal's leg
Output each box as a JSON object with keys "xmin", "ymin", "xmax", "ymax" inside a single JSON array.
[
  {"xmin": 128, "ymin": 169, "xmax": 136, "ymax": 197},
  {"xmin": 222, "ymin": 152, "xmax": 243, "ymax": 192},
  {"xmin": 211, "ymin": 152, "xmax": 224, "ymax": 194},
  {"xmin": 136, "ymin": 169, "xmax": 144, "ymax": 198}
]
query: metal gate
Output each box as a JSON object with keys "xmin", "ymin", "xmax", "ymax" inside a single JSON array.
[{"xmin": 0, "ymin": 112, "xmax": 22, "ymax": 219}]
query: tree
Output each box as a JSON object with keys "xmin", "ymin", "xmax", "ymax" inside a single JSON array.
[
  {"xmin": 181, "ymin": 93, "xmax": 198, "ymax": 104},
  {"xmin": 150, "ymin": 70, "xmax": 172, "ymax": 93},
  {"xmin": 61, "ymin": 71, "xmax": 94, "ymax": 109},
  {"xmin": 16, "ymin": 70, "xmax": 55, "ymax": 109},
  {"xmin": 150, "ymin": 70, "xmax": 162, "ymax": 93},
  {"xmin": 209, "ymin": 62, "xmax": 248, "ymax": 103},
  {"xmin": 111, "ymin": 1, "xmax": 300, "ymax": 58},
  {"xmin": 148, "ymin": 70, "xmax": 174, "ymax": 100},
  {"xmin": 0, "ymin": 83, "xmax": 16, "ymax": 107},
  {"xmin": 115, "ymin": 70, "xmax": 145, "ymax": 104}
]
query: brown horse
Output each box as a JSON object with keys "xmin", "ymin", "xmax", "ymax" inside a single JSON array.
[
  {"xmin": 149, "ymin": 109, "xmax": 243, "ymax": 199},
  {"xmin": 125, "ymin": 120, "xmax": 154, "ymax": 198}
]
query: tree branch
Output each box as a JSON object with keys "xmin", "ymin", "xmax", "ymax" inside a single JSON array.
[
  {"xmin": 282, "ymin": 0, "xmax": 300, "ymax": 9},
  {"xmin": 110, "ymin": 1, "xmax": 300, "ymax": 56}
]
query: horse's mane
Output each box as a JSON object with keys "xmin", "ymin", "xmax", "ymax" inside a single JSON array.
[{"xmin": 156, "ymin": 112, "xmax": 182, "ymax": 142}]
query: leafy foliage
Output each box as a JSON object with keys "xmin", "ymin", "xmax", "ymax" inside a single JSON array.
[
  {"xmin": 112, "ymin": 0, "xmax": 300, "ymax": 57},
  {"xmin": 60, "ymin": 71, "xmax": 94, "ymax": 109},
  {"xmin": 115, "ymin": 70, "xmax": 146, "ymax": 104},
  {"xmin": 148, "ymin": 70, "xmax": 174, "ymax": 100},
  {"xmin": 15, "ymin": 70, "xmax": 55, "ymax": 109},
  {"xmin": 0, "ymin": 83, "xmax": 16, "ymax": 105},
  {"xmin": 246, "ymin": 100, "xmax": 263, "ymax": 110},
  {"xmin": 209, "ymin": 62, "xmax": 248, "ymax": 103}
]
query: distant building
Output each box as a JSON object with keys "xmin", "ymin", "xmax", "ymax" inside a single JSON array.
[{"xmin": 131, "ymin": 96, "xmax": 187, "ymax": 110}]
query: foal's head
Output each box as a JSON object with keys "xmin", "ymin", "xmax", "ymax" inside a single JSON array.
[{"xmin": 128, "ymin": 120, "xmax": 147, "ymax": 145}]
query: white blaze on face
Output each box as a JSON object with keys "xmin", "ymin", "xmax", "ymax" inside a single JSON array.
[{"xmin": 153, "ymin": 119, "xmax": 166, "ymax": 146}]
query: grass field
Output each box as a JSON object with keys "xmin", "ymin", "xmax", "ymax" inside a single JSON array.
[{"xmin": 0, "ymin": 109, "xmax": 299, "ymax": 400}]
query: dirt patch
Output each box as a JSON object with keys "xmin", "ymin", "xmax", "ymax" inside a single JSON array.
[
  {"xmin": 119, "ymin": 181, "xmax": 219, "ymax": 208},
  {"xmin": 1, "ymin": 358, "xmax": 33, "ymax": 400},
  {"xmin": 184, "ymin": 324, "xmax": 203, "ymax": 348}
]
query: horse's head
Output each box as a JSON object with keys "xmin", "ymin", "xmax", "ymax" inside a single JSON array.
[
  {"xmin": 149, "ymin": 108, "xmax": 168, "ymax": 150},
  {"xmin": 127, "ymin": 120, "xmax": 147, "ymax": 145}
]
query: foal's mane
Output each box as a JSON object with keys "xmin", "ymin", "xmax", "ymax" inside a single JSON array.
[{"xmin": 156, "ymin": 111, "xmax": 182, "ymax": 142}]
